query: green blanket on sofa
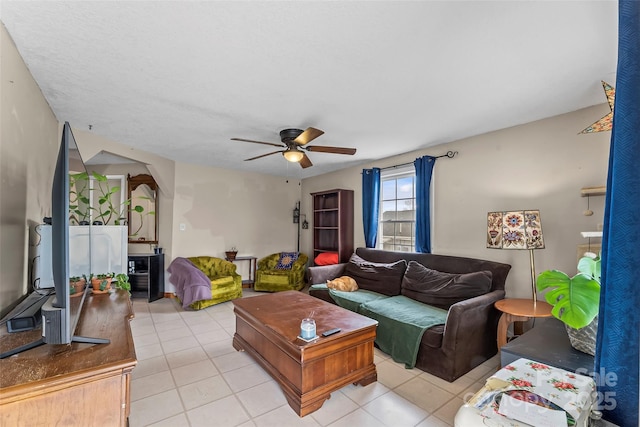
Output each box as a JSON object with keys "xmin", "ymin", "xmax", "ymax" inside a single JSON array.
[{"xmin": 329, "ymin": 289, "xmax": 448, "ymax": 368}]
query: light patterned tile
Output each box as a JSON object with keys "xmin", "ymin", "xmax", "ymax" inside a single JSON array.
[
  {"xmin": 433, "ymin": 396, "xmax": 464, "ymax": 426},
  {"xmin": 327, "ymin": 408, "xmax": 386, "ymax": 427},
  {"xmin": 212, "ymin": 349, "xmax": 255, "ymax": 372},
  {"xmin": 188, "ymin": 319, "xmax": 225, "ymax": 335},
  {"xmin": 186, "ymin": 395, "xmax": 250, "ymax": 427},
  {"xmin": 132, "ymin": 355, "xmax": 169, "ymax": 380},
  {"xmin": 136, "ymin": 342, "xmax": 164, "ymax": 361},
  {"xmin": 375, "ymin": 360, "xmax": 417, "ymax": 389},
  {"xmin": 146, "ymin": 413, "xmax": 190, "ymax": 427},
  {"xmin": 309, "ymin": 390, "xmax": 359, "ymax": 426},
  {"xmin": 133, "ymin": 331, "xmax": 160, "ymax": 347},
  {"xmin": 178, "ymin": 375, "xmax": 233, "ymax": 410},
  {"xmin": 131, "ymin": 370, "xmax": 176, "ymax": 401},
  {"xmin": 129, "ymin": 389, "xmax": 184, "ymax": 427},
  {"xmin": 160, "ymin": 335, "xmax": 200, "ymax": 354},
  {"xmin": 464, "ymin": 360, "xmax": 498, "ymax": 381},
  {"xmin": 202, "ymin": 337, "xmax": 236, "ymax": 358},
  {"xmin": 151, "ymin": 311, "xmax": 183, "ymax": 325},
  {"xmin": 165, "ymin": 346, "xmax": 209, "ymax": 369},
  {"xmin": 460, "ymin": 380, "xmax": 486, "ymax": 403},
  {"xmin": 419, "ymin": 370, "xmax": 475, "ymax": 395},
  {"xmin": 223, "ymin": 363, "xmax": 272, "ymax": 392},
  {"xmin": 157, "ymin": 325, "xmax": 192, "ymax": 342},
  {"xmin": 254, "ymin": 405, "xmax": 321, "ymax": 427},
  {"xmin": 340, "ymin": 382, "xmax": 390, "ymax": 406},
  {"xmin": 415, "ymin": 415, "xmax": 453, "ymax": 427},
  {"xmin": 194, "ymin": 328, "xmax": 232, "ymax": 346},
  {"xmin": 130, "ymin": 315, "xmax": 154, "ymax": 329},
  {"xmin": 394, "ymin": 376, "xmax": 454, "ymax": 414},
  {"xmin": 131, "ymin": 323, "xmax": 156, "ymax": 337},
  {"xmin": 235, "ymin": 381, "xmax": 288, "ymax": 418},
  {"xmin": 363, "ymin": 392, "xmax": 428, "ymax": 427},
  {"xmin": 171, "ymin": 358, "xmax": 219, "ymax": 387}
]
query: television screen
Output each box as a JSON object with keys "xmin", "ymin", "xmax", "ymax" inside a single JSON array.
[{"xmin": 0, "ymin": 123, "xmax": 108, "ymax": 358}]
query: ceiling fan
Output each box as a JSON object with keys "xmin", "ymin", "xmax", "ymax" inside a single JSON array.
[{"xmin": 231, "ymin": 127, "xmax": 356, "ymax": 168}]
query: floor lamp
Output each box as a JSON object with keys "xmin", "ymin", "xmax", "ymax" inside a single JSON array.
[{"xmin": 487, "ymin": 210, "xmax": 545, "ymax": 307}]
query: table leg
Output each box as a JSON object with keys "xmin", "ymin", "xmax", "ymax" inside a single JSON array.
[{"xmin": 497, "ymin": 313, "xmax": 531, "ymax": 350}]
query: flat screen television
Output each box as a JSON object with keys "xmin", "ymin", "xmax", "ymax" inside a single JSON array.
[{"xmin": 0, "ymin": 122, "xmax": 108, "ymax": 358}]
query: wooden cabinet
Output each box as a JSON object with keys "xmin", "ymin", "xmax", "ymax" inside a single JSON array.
[
  {"xmin": 128, "ymin": 253, "xmax": 165, "ymax": 302},
  {"xmin": 0, "ymin": 291, "xmax": 136, "ymax": 426},
  {"xmin": 311, "ymin": 189, "xmax": 354, "ymax": 264}
]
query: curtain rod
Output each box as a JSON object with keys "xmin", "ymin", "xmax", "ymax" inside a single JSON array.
[{"xmin": 378, "ymin": 150, "xmax": 458, "ymax": 171}]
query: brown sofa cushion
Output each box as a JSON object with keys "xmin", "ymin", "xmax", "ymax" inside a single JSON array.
[
  {"xmin": 344, "ymin": 254, "xmax": 407, "ymax": 296},
  {"xmin": 401, "ymin": 261, "xmax": 492, "ymax": 309}
]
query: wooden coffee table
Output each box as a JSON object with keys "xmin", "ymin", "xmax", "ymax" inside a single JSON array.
[{"xmin": 232, "ymin": 291, "xmax": 378, "ymax": 417}]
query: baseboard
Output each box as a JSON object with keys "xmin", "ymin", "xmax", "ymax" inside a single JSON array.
[{"xmin": 163, "ymin": 292, "xmax": 175, "ymax": 299}]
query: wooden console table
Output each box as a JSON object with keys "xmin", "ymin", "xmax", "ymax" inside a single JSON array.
[
  {"xmin": 495, "ymin": 298, "xmax": 553, "ymax": 350},
  {"xmin": 0, "ymin": 290, "xmax": 137, "ymax": 426},
  {"xmin": 231, "ymin": 256, "xmax": 257, "ymax": 288}
]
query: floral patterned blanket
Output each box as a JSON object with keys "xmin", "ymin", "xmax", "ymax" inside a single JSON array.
[{"xmin": 470, "ymin": 358, "xmax": 595, "ymax": 426}]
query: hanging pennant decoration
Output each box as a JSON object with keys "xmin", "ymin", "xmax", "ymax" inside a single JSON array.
[{"xmin": 579, "ymin": 81, "xmax": 615, "ymax": 134}]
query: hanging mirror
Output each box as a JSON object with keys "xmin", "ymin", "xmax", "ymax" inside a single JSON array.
[{"xmin": 127, "ymin": 174, "xmax": 158, "ymax": 244}]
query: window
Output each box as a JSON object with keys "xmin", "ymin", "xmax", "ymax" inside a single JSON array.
[{"xmin": 378, "ymin": 166, "xmax": 415, "ymax": 252}]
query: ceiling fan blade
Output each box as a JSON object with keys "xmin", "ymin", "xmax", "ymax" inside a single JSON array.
[
  {"xmin": 294, "ymin": 127, "xmax": 324, "ymax": 146},
  {"xmin": 305, "ymin": 146, "xmax": 357, "ymax": 155},
  {"xmin": 231, "ymin": 138, "xmax": 283, "ymax": 148},
  {"xmin": 244, "ymin": 150, "xmax": 283, "ymax": 161},
  {"xmin": 299, "ymin": 153, "xmax": 313, "ymax": 168}
]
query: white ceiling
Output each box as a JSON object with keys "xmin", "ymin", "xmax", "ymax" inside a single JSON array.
[{"xmin": 1, "ymin": 1, "xmax": 617, "ymax": 178}]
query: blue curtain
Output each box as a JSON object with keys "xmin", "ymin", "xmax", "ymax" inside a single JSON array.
[
  {"xmin": 362, "ymin": 168, "xmax": 380, "ymax": 248},
  {"xmin": 595, "ymin": 1, "xmax": 640, "ymax": 425},
  {"xmin": 414, "ymin": 156, "xmax": 436, "ymax": 253}
]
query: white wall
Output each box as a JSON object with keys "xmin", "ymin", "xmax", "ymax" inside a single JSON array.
[
  {"xmin": 301, "ymin": 104, "xmax": 610, "ymax": 298},
  {"xmin": 171, "ymin": 162, "xmax": 301, "ymax": 258},
  {"xmin": 0, "ymin": 24, "xmax": 59, "ymax": 315}
]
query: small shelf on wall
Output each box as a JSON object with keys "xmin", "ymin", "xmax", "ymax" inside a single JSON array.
[
  {"xmin": 580, "ymin": 186, "xmax": 606, "ymax": 197},
  {"xmin": 581, "ymin": 231, "xmax": 603, "ymax": 238}
]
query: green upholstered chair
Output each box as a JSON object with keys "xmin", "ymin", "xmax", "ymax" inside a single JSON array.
[
  {"xmin": 254, "ymin": 252, "xmax": 308, "ymax": 292},
  {"xmin": 186, "ymin": 256, "xmax": 242, "ymax": 309}
]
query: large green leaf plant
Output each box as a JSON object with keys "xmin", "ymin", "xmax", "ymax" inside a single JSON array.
[{"xmin": 536, "ymin": 255, "xmax": 601, "ymax": 329}]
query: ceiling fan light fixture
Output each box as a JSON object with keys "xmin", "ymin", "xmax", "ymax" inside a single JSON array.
[{"xmin": 283, "ymin": 149, "xmax": 304, "ymax": 163}]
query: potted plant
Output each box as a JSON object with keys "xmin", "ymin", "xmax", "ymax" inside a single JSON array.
[
  {"xmin": 225, "ymin": 247, "xmax": 238, "ymax": 261},
  {"xmin": 92, "ymin": 172, "xmax": 131, "ymax": 226},
  {"xmin": 69, "ymin": 172, "xmax": 92, "ymax": 225},
  {"xmin": 69, "ymin": 275, "xmax": 87, "ymax": 296},
  {"xmin": 536, "ymin": 255, "xmax": 601, "ymax": 355},
  {"xmin": 69, "ymin": 171, "xmax": 131, "ymax": 226},
  {"xmin": 113, "ymin": 273, "xmax": 131, "ymax": 293},
  {"xmin": 90, "ymin": 273, "xmax": 113, "ymax": 293}
]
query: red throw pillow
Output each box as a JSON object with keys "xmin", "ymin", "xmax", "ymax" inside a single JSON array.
[{"xmin": 314, "ymin": 252, "xmax": 339, "ymax": 266}]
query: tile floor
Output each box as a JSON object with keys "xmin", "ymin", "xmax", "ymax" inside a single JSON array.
[{"xmin": 128, "ymin": 290, "xmax": 500, "ymax": 427}]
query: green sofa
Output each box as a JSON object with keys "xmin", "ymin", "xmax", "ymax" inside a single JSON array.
[
  {"xmin": 186, "ymin": 256, "xmax": 243, "ymax": 309},
  {"xmin": 254, "ymin": 252, "xmax": 308, "ymax": 292}
]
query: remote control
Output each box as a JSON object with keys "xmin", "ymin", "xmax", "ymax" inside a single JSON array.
[{"xmin": 322, "ymin": 328, "xmax": 341, "ymax": 337}]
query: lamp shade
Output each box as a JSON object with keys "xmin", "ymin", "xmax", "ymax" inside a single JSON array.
[
  {"xmin": 283, "ymin": 149, "xmax": 304, "ymax": 163},
  {"xmin": 487, "ymin": 210, "xmax": 544, "ymax": 250}
]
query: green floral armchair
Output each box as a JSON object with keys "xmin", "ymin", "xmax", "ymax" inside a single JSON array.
[
  {"xmin": 254, "ymin": 252, "xmax": 308, "ymax": 292},
  {"xmin": 186, "ymin": 256, "xmax": 242, "ymax": 309}
]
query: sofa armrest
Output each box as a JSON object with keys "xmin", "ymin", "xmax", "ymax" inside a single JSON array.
[
  {"xmin": 307, "ymin": 263, "xmax": 347, "ymax": 284},
  {"xmin": 441, "ymin": 289, "xmax": 505, "ymax": 353}
]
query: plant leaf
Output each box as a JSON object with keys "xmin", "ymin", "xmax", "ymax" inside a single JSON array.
[{"xmin": 536, "ymin": 270, "xmax": 600, "ymax": 329}]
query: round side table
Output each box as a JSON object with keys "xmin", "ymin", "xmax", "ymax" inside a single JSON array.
[{"xmin": 495, "ymin": 299, "xmax": 553, "ymax": 350}]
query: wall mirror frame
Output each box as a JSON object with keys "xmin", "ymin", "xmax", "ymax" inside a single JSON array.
[{"xmin": 127, "ymin": 173, "xmax": 159, "ymax": 244}]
